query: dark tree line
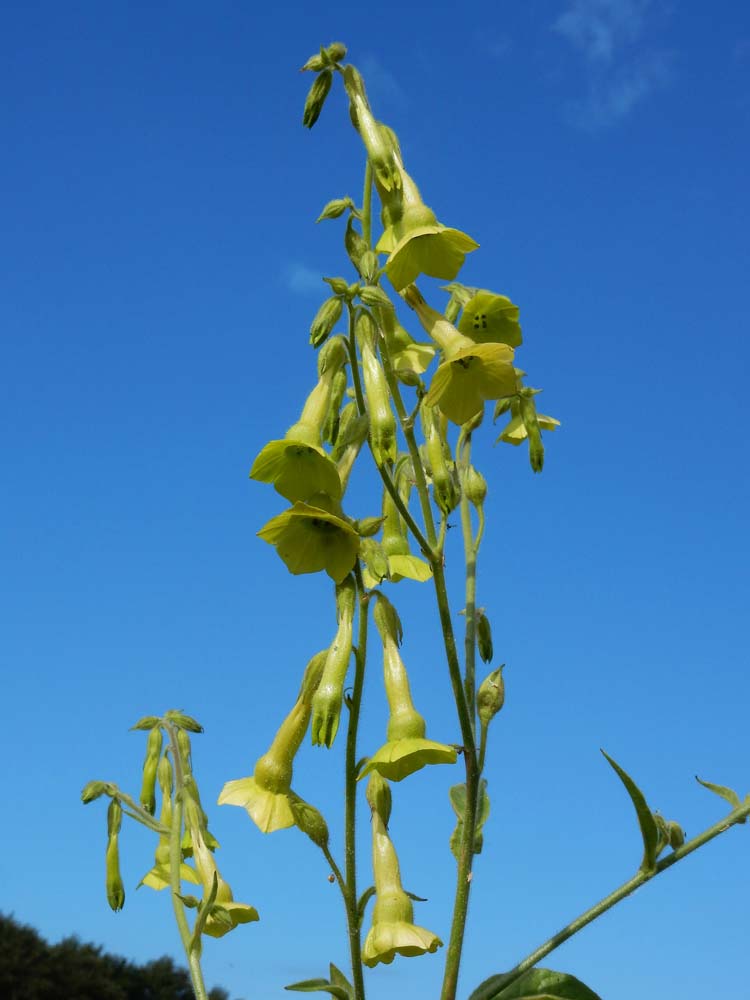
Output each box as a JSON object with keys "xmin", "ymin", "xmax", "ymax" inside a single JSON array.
[{"xmin": 0, "ymin": 914, "xmax": 233, "ymax": 1000}]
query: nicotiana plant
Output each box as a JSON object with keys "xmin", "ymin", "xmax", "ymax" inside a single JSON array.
[{"xmin": 83, "ymin": 42, "xmax": 749, "ymax": 1000}]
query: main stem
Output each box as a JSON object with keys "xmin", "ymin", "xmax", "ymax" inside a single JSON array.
[
  {"xmin": 343, "ymin": 566, "xmax": 370, "ymax": 1000},
  {"xmin": 468, "ymin": 799, "xmax": 750, "ymax": 1000}
]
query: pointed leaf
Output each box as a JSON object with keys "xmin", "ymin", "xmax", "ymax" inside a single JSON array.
[
  {"xmin": 468, "ymin": 967, "xmax": 603, "ymax": 1000},
  {"xmin": 449, "ymin": 779, "xmax": 490, "ymax": 859},
  {"xmin": 601, "ymin": 750, "xmax": 659, "ymax": 871},
  {"xmin": 328, "ymin": 964, "xmax": 353, "ymax": 991},
  {"xmin": 695, "ymin": 775, "xmax": 742, "ymax": 810},
  {"xmin": 284, "ymin": 978, "xmax": 350, "ymax": 999}
]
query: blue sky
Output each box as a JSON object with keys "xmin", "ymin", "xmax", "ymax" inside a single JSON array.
[{"xmin": 1, "ymin": 2, "xmax": 748, "ymax": 998}]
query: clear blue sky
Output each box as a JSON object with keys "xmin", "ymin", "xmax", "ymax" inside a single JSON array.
[{"xmin": 2, "ymin": 2, "xmax": 748, "ymax": 998}]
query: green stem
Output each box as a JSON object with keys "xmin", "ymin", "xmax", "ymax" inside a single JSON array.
[
  {"xmin": 166, "ymin": 725, "xmax": 208, "ymax": 1000},
  {"xmin": 458, "ymin": 435, "xmax": 478, "ymax": 736},
  {"xmin": 112, "ymin": 789, "xmax": 168, "ymax": 835},
  {"xmin": 343, "ymin": 564, "xmax": 370, "ymax": 1000},
  {"xmin": 469, "ymin": 799, "xmax": 750, "ymax": 1000},
  {"xmin": 361, "ymin": 161, "xmax": 373, "ymax": 248}
]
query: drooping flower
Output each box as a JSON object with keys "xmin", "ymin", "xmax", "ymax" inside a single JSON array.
[
  {"xmin": 356, "ymin": 312, "xmax": 397, "ymax": 468},
  {"xmin": 404, "ymin": 286, "xmax": 517, "ymax": 425},
  {"xmin": 361, "ymin": 773, "xmax": 442, "ymax": 967},
  {"xmin": 250, "ymin": 337, "xmax": 346, "ymax": 503},
  {"xmin": 360, "ymin": 595, "xmax": 456, "ymax": 783},
  {"xmin": 457, "ymin": 288, "xmax": 523, "ymax": 348},
  {"xmin": 140, "ymin": 755, "xmax": 201, "ymax": 891},
  {"xmin": 257, "ymin": 492, "xmax": 360, "ymax": 583},
  {"xmin": 219, "ymin": 651, "xmax": 327, "ymax": 833},
  {"xmin": 184, "ymin": 792, "xmax": 258, "ymax": 937},
  {"xmin": 495, "ymin": 391, "xmax": 560, "ymax": 474},
  {"xmin": 362, "ymin": 469, "xmax": 432, "ymax": 587}
]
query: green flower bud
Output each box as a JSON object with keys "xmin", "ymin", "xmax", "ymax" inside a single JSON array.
[
  {"xmin": 668, "ymin": 820, "xmax": 685, "ymax": 849},
  {"xmin": 176, "ymin": 728, "xmax": 193, "ymax": 774},
  {"xmin": 300, "ymin": 48, "xmax": 327, "ymax": 73},
  {"xmin": 302, "ymin": 69, "xmax": 333, "ymax": 129},
  {"xmin": 289, "ymin": 793, "xmax": 330, "ymax": 848},
  {"xmin": 164, "ymin": 710, "xmax": 203, "ymax": 733},
  {"xmin": 157, "ymin": 753, "xmax": 173, "ymax": 797},
  {"xmin": 359, "ymin": 252, "xmax": 380, "ymax": 285},
  {"xmin": 322, "ymin": 274, "xmax": 351, "ymax": 295},
  {"xmin": 477, "ymin": 666, "xmax": 505, "ymax": 727},
  {"xmin": 325, "ymin": 41, "xmax": 347, "ymax": 64},
  {"xmin": 345, "ymin": 216, "xmax": 369, "ymax": 274},
  {"xmin": 360, "ymin": 537, "xmax": 389, "ymax": 584},
  {"xmin": 476, "ymin": 610, "xmax": 493, "ymax": 664},
  {"xmin": 359, "ymin": 284, "xmax": 392, "ymax": 312},
  {"xmin": 131, "ymin": 715, "xmax": 161, "ymax": 731},
  {"xmin": 493, "ymin": 397, "xmax": 514, "ymax": 420},
  {"xmin": 464, "ymin": 466, "xmax": 487, "ymax": 508},
  {"xmin": 421, "ymin": 404, "xmax": 459, "ymax": 515},
  {"xmin": 356, "ymin": 313, "xmax": 397, "ymax": 468},
  {"xmin": 366, "ymin": 771, "xmax": 392, "ymax": 826},
  {"xmin": 139, "ymin": 726, "xmax": 163, "ymax": 815},
  {"xmin": 311, "ymin": 576, "xmax": 357, "ymax": 747},
  {"xmin": 394, "ymin": 367, "xmax": 422, "ymax": 388},
  {"xmin": 356, "ymin": 515, "xmax": 385, "ymax": 538},
  {"xmin": 322, "ymin": 369, "xmax": 348, "ymax": 446},
  {"xmin": 81, "ymin": 780, "xmax": 109, "ymax": 804},
  {"xmin": 317, "ymin": 199, "xmax": 355, "ymax": 223},
  {"xmin": 519, "ymin": 392, "xmax": 544, "ymax": 473},
  {"xmin": 310, "ymin": 295, "xmax": 343, "ymax": 348},
  {"xmin": 105, "ymin": 799, "xmax": 125, "ymax": 912}
]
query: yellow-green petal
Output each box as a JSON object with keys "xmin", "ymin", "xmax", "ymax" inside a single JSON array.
[
  {"xmin": 457, "ymin": 289, "xmax": 523, "ymax": 347},
  {"xmin": 385, "ymin": 225, "xmax": 479, "ymax": 292},
  {"xmin": 203, "ymin": 901, "xmax": 260, "ymax": 938},
  {"xmin": 425, "ymin": 344, "xmax": 516, "ymax": 425},
  {"xmin": 362, "ymin": 920, "xmax": 442, "ymax": 967},
  {"xmin": 139, "ymin": 863, "xmax": 201, "ymax": 891},
  {"xmin": 258, "ymin": 502, "xmax": 360, "ymax": 583},
  {"xmin": 218, "ymin": 776, "xmax": 296, "ymax": 834},
  {"xmin": 360, "ymin": 737, "xmax": 457, "ymax": 782},
  {"xmin": 388, "ymin": 554, "xmax": 432, "ymax": 583},
  {"xmin": 250, "ymin": 440, "xmax": 342, "ymax": 503}
]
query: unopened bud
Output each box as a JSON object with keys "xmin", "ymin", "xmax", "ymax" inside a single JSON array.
[
  {"xmin": 477, "ymin": 666, "xmax": 505, "ymax": 727},
  {"xmin": 667, "ymin": 820, "xmax": 685, "ymax": 849},
  {"xmin": 139, "ymin": 726, "xmax": 163, "ymax": 815},
  {"xmin": 105, "ymin": 799, "xmax": 125, "ymax": 912},
  {"xmin": 493, "ymin": 397, "xmax": 514, "ymax": 421},
  {"xmin": 373, "ymin": 593, "xmax": 403, "ymax": 646},
  {"xmin": 464, "ymin": 466, "xmax": 487, "ymax": 508},
  {"xmin": 394, "ymin": 367, "xmax": 422, "ymax": 388},
  {"xmin": 323, "ymin": 369, "xmax": 348, "ymax": 446},
  {"xmin": 476, "ymin": 611, "xmax": 493, "ymax": 664},
  {"xmin": 365, "ymin": 771, "xmax": 392, "ymax": 825},
  {"xmin": 359, "ymin": 284, "xmax": 392, "ymax": 311},
  {"xmin": 289, "ymin": 794, "xmax": 330, "ymax": 848},
  {"xmin": 322, "ymin": 274, "xmax": 351, "ymax": 294},
  {"xmin": 81, "ymin": 780, "xmax": 109, "ymax": 804},
  {"xmin": 302, "ymin": 69, "xmax": 333, "ymax": 129},
  {"xmin": 325, "ymin": 42, "xmax": 347, "ymax": 63},
  {"xmin": 345, "ymin": 216, "xmax": 369, "ymax": 274},
  {"xmin": 131, "ymin": 715, "xmax": 161, "ymax": 731},
  {"xmin": 164, "ymin": 711, "xmax": 203, "ymax": 733},
  {"xmin": 318, "ymin": 334, "xmax": 348, "ymax": 376},
  {"xmin": 310, "ymin": 295, "xmax": 343, "ymax": 348}
]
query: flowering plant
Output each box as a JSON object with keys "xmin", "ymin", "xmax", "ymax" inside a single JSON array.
[{"xmin": 83, "ymin": 42, "xmax": 749, "ymax": 1000}]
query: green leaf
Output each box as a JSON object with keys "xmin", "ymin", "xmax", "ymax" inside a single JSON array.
[
  {"xmin": 328, "ymin": 964, "xmax": 353, "ymax": 990},
  {"xmin": 696, "ymin": 775, "xmax": 742, "ymax": 810},
  {"xmin": 449, "ymin": 779, "xmax": 490, "ymax": 859},
  {"xmin": 601, "ymin": 749, "xmax": 659, "ymax": 871},
  {"xmin": 468, "ymin": 967, "xmax": 603, "ymax": 1000},
  {"xmin": 284, "ymin": 977, "xmax": 351, "ymax": 999}
]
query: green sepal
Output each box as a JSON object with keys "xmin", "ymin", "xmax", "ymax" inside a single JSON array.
[
  {"xmin": 284, "ymin": 980, "xmax": 350, "ymax": 1000},
  {"xmin": 468, "ymin": 967, "xmax": 603, "ymax": 1000},
  {"xmin": 317, "ymin": 199, "xmax": 355, "ymax": 223},
  {"xmin": 357, "ymin": 886, "xmax": 376, "ymax": 927},
  {"xmin": 387, "ymin": 554, "xmax": 432, "ymax": 583},
  {"xmin": 601, "ymin": 750, "xmax": 659, "ymax": 871},
  {"xmin": 355, "ymin": 516, "xmax": 385, "ymax": 537},
  {"xmin": 131, "ymin": 716, "xmax": 161, "ymax": 731},
  {"xmin": 696, "ymin": 776, "xmax": 746, "ymax": 821},
  {"xmin": 449, "ymin": 779, "xmax": 490, "ymax": 859}
]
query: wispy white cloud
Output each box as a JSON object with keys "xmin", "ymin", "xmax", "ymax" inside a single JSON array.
[
  {"xmin": 566, "ymin": 51, "xmax": 673, "ymax": 128},
  {"xmin": 283, "ymin": 263, "xmax": 322, "ymax": 295},
  {"xmin": 553, "ymin": 0, "xmax": 672, "ymax": 128},
  {"xmin": 359, "ymin": 55, "xmax": 404, "ymax": 104},
  {"xmin": 554, "ymin": 0, "xmax": 650, "ymax": 62}
]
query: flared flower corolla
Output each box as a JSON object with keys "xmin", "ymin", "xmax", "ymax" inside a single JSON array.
[{"xmin": 257, "ymin": 494, "xmax": 359, "ymax": 583}]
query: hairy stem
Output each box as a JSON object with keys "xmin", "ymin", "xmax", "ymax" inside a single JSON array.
[{"xmin": 342, "ymin": 565, "xmax": 370, "ymax": 1000}]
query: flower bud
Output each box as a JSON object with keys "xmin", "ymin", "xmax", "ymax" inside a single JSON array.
[
  {"xmin": 519, "ymin": 392, "xmax": 544, "ymax": 474},
  {"xmin": 139, "ymin": 725, "xmax": 163, "ymax": 815},
  {"xmin": 322, "ymin": 275, "xmax": 351, "ymax": 295},
  {"xmin": 365, "ymin": 771, "xmax": 392, "ymax": 826},
  {"xmin": 325, "ymin": 42, "xmax": 347, "ymax": 63},
  {"xmin": 302, "ymin": 69, "xmax": 333, "ymax": 129},
  {"xmin": 359, "ymin": 285, "xmax": 392, "ymax": 312},
  {"xmin": 345, "ymin": 216, "xmax": 369, "ymax": 274},
  {"xmin": 310, "ymin": 295, "xmax": 343, "ymax": 348},
  {"xmin": 355, "ymin": 515, "xmax": 385, "ymax": 538},
  {"xmin": 176, "ymin": 728, "xmax": 193, "ymax": 774},
  {"xmin": 477, "ymin": 666, "xmax": 505, "ymax": 727},
  {"xmin": 668, "ymin": 820, "xmax": 685, "ymax": 849},
  {"xmin": 356, "ymin": 313, "xmax": 397, "ymax": 468},
  {"xmin": 131, "ymin": 715, "xmax": 161, "ymax": 731},
  {"xmin": 322, "ymin": 369, "xmax": 348, "ymax": 446},
  {"xmin": 394, "ymin": 367, "xmax": 422, "ymax": 388},
  {"xmin": 164, "ymin": 711, "xmax": 203, "ymax": 733},
  {"xmin": 358, "ymin": 252, "xmax": 380, "ymax": 285},
  {"xmin": 360, "ymin": 537, "xmax": 389, "ymax": 584},
  {"xmin": 81, "ymin": 780, "xmax": 109, "ymax": 804},
  {"xmin": 317, "ymin": 200, "xmax": 355, "ymax": 223},
  {"xmin": 105, "ymin": 799, "xmax": 125, "ymax": 912},
  {"xmin": 289, "ymin": 794, "xmax": 330, "ymax": 848},
  {"xmin": 464, "ymin": 466, "xmax": 487, "ymax": 508},
  {"xmin": 476, "ymin": 610, "xmax": 493, "ymax": 664}
]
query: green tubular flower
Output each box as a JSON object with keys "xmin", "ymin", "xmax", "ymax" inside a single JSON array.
[
  {"xmin": 105, "ymin": 799, "xmax": 125, "ymax": 912},
  {"xmin": 343, "ymin": 66, "xmax": 401, "ymax": 193},
  {"xmin": 375, "ymin": 163, "xmax": 478, "ymax": 292},
  {"xmin": 379, "ymin": 300, "xmax": 435, "ymax": 378},
  {"xmin": 377, "ymin": 475, "xmax": 432, "ymax": 584},
  {"xmin": 219, "ymin": 651, "xmax": 327, "ymax": 833},
  {"xmin": 496, "ymin": 391, "xmax": 560, "ymax": 474},
  {"xmin": 356, "ymin": 312, "xmax": 397, "ymax": 468},
  {"xmin": 138, "ymin": 725, "xmax": 163, "ymax": 815},
  {"xmin": 457, "ymin": 288, "xmax": 523, "ymax": 348},
  {"xmin": 405, "ymin": 287, "xmax": 517, "ymax": 425},
  {"xmin": 257, "ymin": 492, "xmax": 360, "ymax": 583},
  {"xmin": 184, "ymin": 796, "xmax": 258, "ymax": 937},
  {"xmin": 311, "ymin": 575, "xmax": 356, "ymax": 747},
  {"xmin": 140, "ymin": 755, "xmax": 201, "ymax": 891},
  {"xmin": 360, "ymin": 596, "xmax": 456, "ymax": 782},
  {"xmin": 361, "ymin": 774, "xmax": 442, "ymax": 967},
  {"xmin": 251, "ymin": 338, "xmax": 347, "ymax": 503}
]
